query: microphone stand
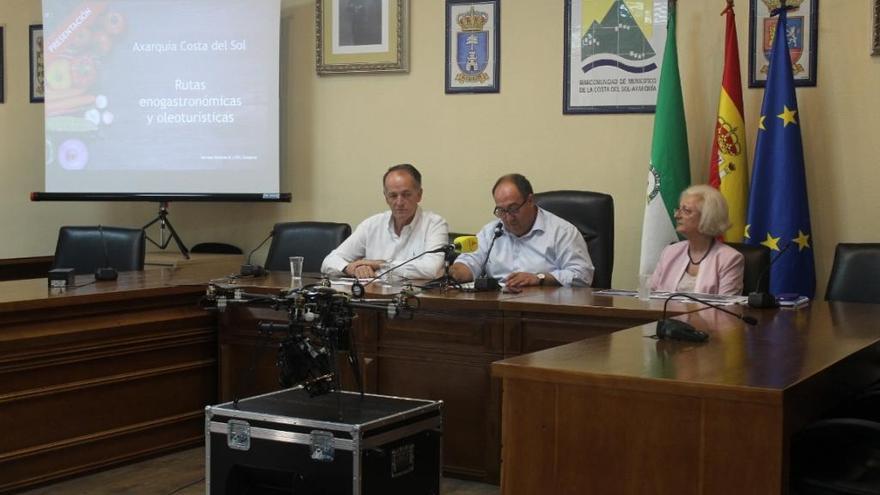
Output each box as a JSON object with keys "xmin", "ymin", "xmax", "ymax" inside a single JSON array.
[
  {"xmin": 435, "ymin": 246, "xmax": 459, "ymax": 293},
  {"xmin": 475, "ymin": 222, "xmax": 503, "ymax": 292},
  {"xmin": 656, "ymin": 292, "xmax": 758, "ymax": 342},
  {"xmin": 239, "ymin": 230, "xmax": 274, "ymax": 277},
  {"xmin": 748, "ymin": 242, "xmax": 793, "ymax": 308}
]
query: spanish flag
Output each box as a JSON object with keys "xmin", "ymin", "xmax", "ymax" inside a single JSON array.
[{"xmin": 709, "ymin": 0, "xmax": 749, "ymax": 242}]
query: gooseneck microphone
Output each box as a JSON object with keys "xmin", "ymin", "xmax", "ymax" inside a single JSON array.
[
  {"xmin": 239, "ymin": 229, "xmax": 274, "ymax": 277},
  {"xmin": 94, "ymin": 225, "xmax": 119, "ymax": 281},
  {"xmin": 474, "ymin": 222, "xmax": 504, "ymax": 291},
  {"xmin": 357, "ymin": 244, "xmax": 453, "ymax": 292},
  {"xmin": 748, "ymin": 241, "xmax": 793, "ymax": 308},
  {"xmin": 656, "ymin": 292, "xmax": 758, "ymax": 342}
]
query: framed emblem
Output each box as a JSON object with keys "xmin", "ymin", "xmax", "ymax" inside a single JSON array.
[
  {"xmin": 563, "ymin": 0, "xmax": 669, "ymax": 114},
  {"xmin": 445, "ymin": 0, "xmax": 500, "ymax": 93},
  {"xmin": 748, "ymin": 0, "xmax": 818, "ymax": 87}
]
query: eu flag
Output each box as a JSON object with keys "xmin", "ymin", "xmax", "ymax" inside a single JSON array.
[{"xmin": 746, "ymin": 5, "xmax": 815, "ymax": 298}]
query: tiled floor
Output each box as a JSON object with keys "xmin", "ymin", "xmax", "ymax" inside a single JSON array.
[{"xmin": 20, "ymin": 447, "xmax": 499, "ymax": 494}]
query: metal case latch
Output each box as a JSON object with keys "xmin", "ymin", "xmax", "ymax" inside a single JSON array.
[
  {"xmin": 310, "ymin": 430, "xmax": 335, "ymax": 462},
  {"xmin": 391, "ymin": 444, "xmax": 415, "ymax": 478},
  {"xmin": 227, "ymin": 420, "xmax": 251, "ymax": 451}
]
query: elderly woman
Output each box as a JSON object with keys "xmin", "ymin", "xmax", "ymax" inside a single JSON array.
[{"xmin": 649, "ymin": 185, "xmax": 744, "ymax": 296}]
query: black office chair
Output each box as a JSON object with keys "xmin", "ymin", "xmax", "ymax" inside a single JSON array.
[
  {"xmin": 533, "ymin": 190, "xmax": 614, "ymax": 288},
  {"xmin": 791, "ymin": 417, "xmax": 880, "ymax": 494},
  {"xmin": 52, "ymin": 226, "xmax": 146, "ymax": 275},
  {"xmin": 825, "ymin": 243, "xmax": 880, "ymax": 303},
  {"xmin": 264, "ymin": 222, "xmax": 351, "ymax": 273},
  {"xmin": 728, "ymin": 242, "xmax": 771, "ymax": 296},
  {"xmin": 191, "ymin": 242, "xmax": 243, "ymax": 255}
]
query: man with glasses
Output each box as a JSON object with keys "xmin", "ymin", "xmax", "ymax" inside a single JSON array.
[
  {"xmin": 321, "ymin": 164, "xmax": 449, "ymax": 279},
  {"xmin": 450, "ymin": 174, "xmax": 594, "ymax": 288}
]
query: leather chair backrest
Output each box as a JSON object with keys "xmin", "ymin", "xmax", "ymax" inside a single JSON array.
[
  {"xmin": 191, "ymin": 242, "xmax": 243, "ymax": 255},
  {"xmin": 825, "ymin": 243, "xmax": 880, "ymax": 303},
  {"xmin": 52, "ymin": 226, "xmax": 146, "ymax": 275},
  {"xmin": 727, "ymin": 242, "xmax": 771, "ymax": 296},
  {"xmin": 533, "ymin": 190, "xmax": 614, "ymax": 288},
  {"xmin": 264, "ymin": 222, "xmax": 352, "ymax": 273}
]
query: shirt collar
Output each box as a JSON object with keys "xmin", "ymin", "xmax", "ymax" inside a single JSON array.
[
  {"xmin": 510, "ymin": 207, "xmax": 547, "ymax": 239},
  {"xmin": 386, "ymin": 206, "xmax": 422, "ymax": 235}
]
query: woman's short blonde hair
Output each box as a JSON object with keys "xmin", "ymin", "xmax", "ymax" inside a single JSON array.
[{"xmin": 681, "ymin": 184, "xmax": 731, "ymax": 237}]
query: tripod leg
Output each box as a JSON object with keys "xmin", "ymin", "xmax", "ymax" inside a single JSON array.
[{"xmin": 159, "ymin": 215, "xmax": 190, "ymax": 259}]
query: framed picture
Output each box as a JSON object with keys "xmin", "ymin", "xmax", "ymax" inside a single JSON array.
[
  {"xmin": 748, "ymin": 0, "xmax": 818, "ymax": 87},
  {"xmin": 445, "ymin": 0, "xmax": 500, "ymax": 94},
  {"xmin": 315, "ymin": 0, "xmax": 409, "ymax": 74},
  {"xmin": 873, "ymin": 0, "xmax": 880, "ymax": 56},
  {"xmin": 563, "ymin": 0, "xmax": 668, "ymax": 114},
  {"xmin": 29, "ymin": 24, "xmax": 44, "ymax": 103},
  {"xmin": 0, "ymin": 26, "xmax": 5, "ymax": 104}
]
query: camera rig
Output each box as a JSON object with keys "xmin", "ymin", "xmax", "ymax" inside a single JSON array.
[{"xmin": 203, "ymin": 281, "xmax": 417, "ymax": 397}]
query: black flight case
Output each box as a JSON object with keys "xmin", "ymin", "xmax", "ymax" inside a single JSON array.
[{"xmin": 205, "ymin": 387, "xmax": 443, "ymax": 494}]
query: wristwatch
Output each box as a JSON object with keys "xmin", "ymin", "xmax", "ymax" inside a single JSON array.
[{"xmin": 536, "ymin": 273, "xmax": 546, "ymax": 286}]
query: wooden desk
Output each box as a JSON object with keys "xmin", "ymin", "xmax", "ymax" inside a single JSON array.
[
  {"xmin": 0, "ymin": 258, "xmax": 240, "ymax": 494},
  {"xmin": 0, "ymin": 263, "xmax": 699, "ymax": 492},
  {"xmin": 492, "ymin": 303, "xmax": 880, "ymax": 495}
]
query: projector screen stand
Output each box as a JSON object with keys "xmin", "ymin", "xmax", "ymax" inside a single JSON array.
[{"xmin": 143, "ymin": 202, "xmax": 190, "ymax": 259}]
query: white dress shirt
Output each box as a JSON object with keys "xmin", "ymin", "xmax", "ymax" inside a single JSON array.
[
  {"xmin": 321, "ymin": 207, "xmax": 449, "ymax": 280},
  {"xmin": 454, "ymin": 208, "xmax": 594, "ymax": 287}
]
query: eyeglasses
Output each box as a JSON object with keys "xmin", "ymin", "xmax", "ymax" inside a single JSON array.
[
  {"xmin": 493, "ymin": 199, "xmax": 527, "ymax": 218},
  {"xmin": 674, "ymin": 205, "xmax": 698, "ymax": 216}
]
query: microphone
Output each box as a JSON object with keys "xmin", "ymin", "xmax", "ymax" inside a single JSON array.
[
  {"xmin": 747, "ymin": 241, "xmax": 793, "ymax": 308},
  {"xmin": 474, "ymin": 223, "xmax": 503, "ymax": 291},
  {"xmin": 95, "ymin": 225, "xmax": 119, "ymax": 281},
  {"xmin": 357, "ymin": 244, "xmax": 451, "ymax": 293},
  {"xmin": 656, "ymin": 292, "xmax": 758, "ymax": 342},
  {"xmin": 240, "ymin": 229, "xmax": 274, "ymax": 277},
  {"xmin": 453, "ymin": 235, "xmax": 478, "ymax": 253}
]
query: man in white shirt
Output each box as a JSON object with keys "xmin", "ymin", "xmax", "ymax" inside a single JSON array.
[
  {"xmin": 451, "ymin": 174, "xmax": 594, "ymax": 288},
  {"xmin": 321, "ymin": 164, "xmax": 449, "ymax": 280}
]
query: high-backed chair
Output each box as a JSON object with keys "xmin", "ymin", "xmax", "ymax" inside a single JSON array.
[
  {"xmin": 825, "ymin": 243, "xmax": 880, "ymax": 303},
  {"xmin": 533, "ymin": 190, "xmax": 614, "ymax": 288},
  {"xmin": 727, "ymin": 242, "xmax": 771, "ymax": 296},
  {"xmin": 264, "ymin": 222, "xmax": 351, "ymax": 273},
  {"xmin": 52, "ymin": 226, "xmax": 146, "ymax": 275}
]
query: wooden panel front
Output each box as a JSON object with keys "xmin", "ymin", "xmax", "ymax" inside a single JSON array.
[
  {"xmin": 500, "ymin": 378, "xmax": 782, "ymax": 495},
  {"xmin": 511, "ymin": 311, "xmax": 654, "ymax": 354},
  {"xmin": 0, "ymin": 291, "xmax": 215, "ymax": 494}
]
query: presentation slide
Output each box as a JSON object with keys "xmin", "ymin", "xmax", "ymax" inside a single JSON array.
[{"xmin": 42, "ymin": 0, "xmax": 280, "ymax": 194}]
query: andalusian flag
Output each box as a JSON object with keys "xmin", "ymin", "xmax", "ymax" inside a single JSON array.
[
  {"xmin": 639, "ymin": 1, "xmax": 690, "ymax": 276},
  {"xmin": 746, "ymin": 4, "xmax": 815, "ymax": 297},
  {"xmin": 709, "ymin": 1, "xmax": 749, "ymax": 242}
]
